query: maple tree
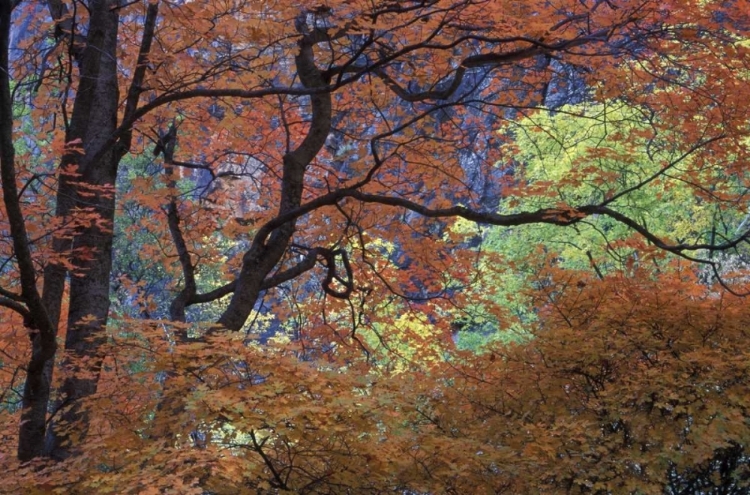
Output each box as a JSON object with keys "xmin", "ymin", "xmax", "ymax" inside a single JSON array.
[
  {"xmin": 426, "ymin": 267, "xmax": 750, "ymax": 494},
  {"xmin": 451, "ymin": 101, "xmax": 733, "ymax": 349},
  {"xmin": 0, "ymin": 0, "xmax": 748, "ymax": 492}
]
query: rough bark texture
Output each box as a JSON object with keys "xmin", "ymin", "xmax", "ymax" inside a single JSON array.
[
  {"xmin": 41, "ymin": 0, "xmax": 121, "ymax": 460},
  {"xmin": 16, "ymin": 0, "xmax": 160, "ymax": 461}
]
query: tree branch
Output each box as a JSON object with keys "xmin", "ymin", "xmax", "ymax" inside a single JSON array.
[
  {"xmin": 119, "ymin": 0, "xmax": 159, "ymax": 155},
  {"xmin": 0, "ymin": 296, "xmax": 30, "ymax": 320}
]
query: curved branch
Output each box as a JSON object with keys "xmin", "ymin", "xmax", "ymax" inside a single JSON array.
[
  {"xmin": 119, "ymin": 0, "xmax": 159, "ymax": 155},
  {"xmin": 1, "ymin": 2, "xmax": 57, "ymax": 462},
  {"xmin": 321, "ymin": 249, "xmax": 353, "ymax": 299},
  {"xmin": 600, "ymin": 134, "xmax": 726, "ymax": 208},
  {"xmin": 182, "ymin": 245, "xmax": 354, "ymax": 312},
  {"xmin": 95, "ymin": 5, "xmax": 639, "ymax": 167},
  {"xmin": 166, "ymin": 196, "xmax": 195, "ymax": 322},
  {"xmin": 261, "ymin": 250, "xmax": 319, "ymax": 290},
  {"xmin": 0, "ymin": 296, "xmax": 30, "ymax": 320},
  {"xmin": 251, "ymin": 183, "xmax": 750, "ymax": 271},
  {"xmin": 0, "ymin": 285, "xmax": 22, "ymax": 301},
  {"xmin": 191, "ymin": 282, "xmax": 236, "ymax": 305},
  {"xmin": 461, "ymin": 28, "xmax": 615, "ymax": 68}
]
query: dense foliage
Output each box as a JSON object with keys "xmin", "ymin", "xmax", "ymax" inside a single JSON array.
[{"xmin": 0, "ymin": 0, "xmax": 748, "ymax": 493}]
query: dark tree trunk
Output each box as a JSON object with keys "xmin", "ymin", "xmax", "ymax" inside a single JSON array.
[
  {"xmin": 41, "ymin": 0, "xmax": 121, "ymax": 460},
  {"xmin": 0, "ymin": 1, "xmax": 57, "ymax": 462},
  {"xmin": 218, "ymin": 38, "xmax": 332, "ymax": 331}
]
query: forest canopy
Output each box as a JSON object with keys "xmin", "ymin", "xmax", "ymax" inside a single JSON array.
[{"xmin": 0, "ymin": 0, "xmax": 749, "ymax": 493}]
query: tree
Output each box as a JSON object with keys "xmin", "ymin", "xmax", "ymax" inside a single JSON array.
[
  {"xmin": 0, "ymin": 0, "xmax": 747, "ymax": 480},
  {"xmin": 452, "ymin": 100, "xmax": 733, "ymax": 348},
  {"xmin": 423, "ymin": 266, "xmax": 750, "ymax": 493},
  {"xmin": 4, "ymin": 265, "xmax": 750, "ymax": 493}
]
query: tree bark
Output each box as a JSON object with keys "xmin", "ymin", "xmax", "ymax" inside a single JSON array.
[
  {"xmin": 218, "ymin": 37, "xmax": 332, "ymax": 331},
  {"xmin": 0, "ymin": 0, "xmax": 57, "ymax": 462},
  {"xmin": 41, "ymin": 0, "xmax": 121, "ymax": 460}
]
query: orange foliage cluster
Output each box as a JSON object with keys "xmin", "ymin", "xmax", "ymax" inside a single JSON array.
[
  {"xmin": 1, "ymin": 269, "xmax": 749, "ymax": 493},
  {"xmin": 0, "ymin": 0, "xmax": 749, "ymax": 491}
]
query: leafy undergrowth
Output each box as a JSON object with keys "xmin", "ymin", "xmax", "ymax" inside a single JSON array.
[{"xmin": 3, "ymin": 269, "xmax": 750, "ymax": 494}]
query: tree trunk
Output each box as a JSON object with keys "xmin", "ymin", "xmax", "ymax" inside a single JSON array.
[
  {"xmin": 0, "ymin": 1, "xmax": 57, "ymax": 462},
  {"xmin": 218, "ymin": 37, "xmax": 332, "ymax": 330},
  {"xmin": 40, "ymin": 0, "xmax": 121, "ymax": 460}
]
